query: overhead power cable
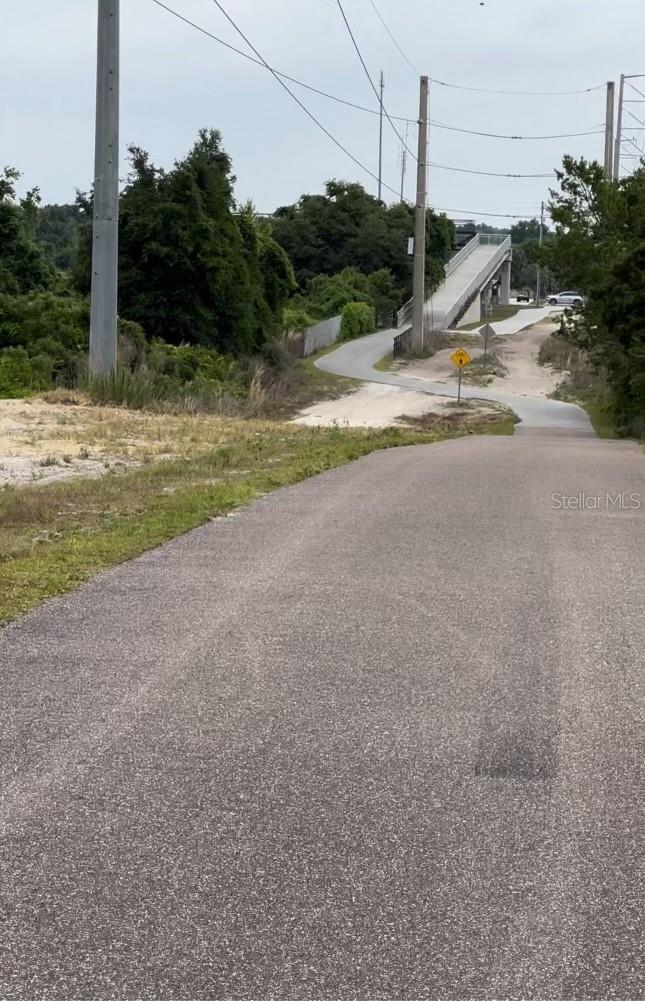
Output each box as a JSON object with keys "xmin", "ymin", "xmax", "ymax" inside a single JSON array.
[
  {"xmin": 148, "ymin": 1, "xmax": 558, "ymax": 196},
  {"xmin": 203, "ymin": 0, "xmax": 404, "ymax": 199},
  {"xmin": 149, "ymin": 2, "xmax": 606, "ymax": 140},
  {"xmin": 333, "ymin": 0, "xmax": 418, "ymax": 162},
  {"xmin": 429, "ymin": 162, "xmax": 554, "ymax": 179},
  {"xmin": 364, "ymin": 0, "xmax": 602, "ymax": 96},
  {"xmin": 428, "ymin": 77, "xmax": 605, "ymax": 96},
  {"xmin": 367, "ymin": 0, "xmax": 419, "ymax": 76},
  {"xmin": 431, "ymin": 120, "xmax": 604, "ymax": 140}
]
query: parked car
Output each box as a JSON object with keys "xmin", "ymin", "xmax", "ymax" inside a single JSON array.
[
  {"xmin": 516, "ymin": 290, "xmax": 531, "ymax": 303},
  {"xmin": 548, "ymin": 291, "xmax": 585, "ymax": 307}
]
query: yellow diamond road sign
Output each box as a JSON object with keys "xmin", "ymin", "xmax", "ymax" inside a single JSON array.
[{"xmin": 451, "ymin": 348, "xmax": 472, "ymax": 369}]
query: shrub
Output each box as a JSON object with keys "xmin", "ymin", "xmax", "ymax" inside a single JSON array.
[
  {"xmin": 340, "ymin": 301, "xmax": 375, "ymax": 342},
  {"xmin": 0, "ymin": 347, "xmax": 50, "ymax": 397}
]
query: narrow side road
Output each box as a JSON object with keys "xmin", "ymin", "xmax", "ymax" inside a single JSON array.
[{"xmin": 1, "ymin": 433, "xmax": 643, "ymax": 999}]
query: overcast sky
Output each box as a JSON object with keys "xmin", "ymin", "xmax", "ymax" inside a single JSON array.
[{"xmin": 3, "ymin": 0, "xmax": 644, "ymax": 223}]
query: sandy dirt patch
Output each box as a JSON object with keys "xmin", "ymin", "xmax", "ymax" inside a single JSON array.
[
  {"xmin": 406, "ymin": 321, "xmax": 561, "ymax": 399},
  {"xmin": 0, "ymin": 395, "xmax": 238, "ymax": 487},
  {"xmin": 293, "ymin": 382, "xmax": 504, "ymax": 429}
]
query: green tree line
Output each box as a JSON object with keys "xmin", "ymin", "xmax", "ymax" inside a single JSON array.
[
  {"xmin": 548, "ymin": 156, "xmax": 645, "ymax": 435},
  {"xmin": 0, "ymin": 130, "xmax": 454, "ymax": 400}
]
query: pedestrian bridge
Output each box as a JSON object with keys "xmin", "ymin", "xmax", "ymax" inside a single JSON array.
[{"xmin": 398, "ymin": 233, "xmax": 513, "ymax": 332}]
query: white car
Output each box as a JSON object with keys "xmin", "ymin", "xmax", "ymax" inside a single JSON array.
[{"xmin": 548, "ymin": 291, "xmax": 585, "ymax": 307}]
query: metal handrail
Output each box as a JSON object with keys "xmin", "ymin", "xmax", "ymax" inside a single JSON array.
[
  {"xmin": 439, "ymin": 236, "xmax": 512, "ymax": 328},
  {"xmin": 445, "ymin": 234, "xmax": 481, "ymax": 278},
  {"xmin": 396, "ymin": 297, "xmax": 413, "ymax": 328}
]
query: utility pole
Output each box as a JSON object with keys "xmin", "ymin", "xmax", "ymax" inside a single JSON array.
[
  {"xmin": 89, "ymin": 0, "xmax": 120, "ymax": 377},
  {"xmin": 535, "ymin": 200, "xmax": 545, "ymax": 305},
  {"xmin": 604, "ymin": 80, "xmax": 616, "ymax": 179},
  {"xmin": 614, "ymin": 74, "xmax": 625, "ymax": 179},
  {"xmin": 400, "ymin": 122, "xmax": 408, "ymax": 203},
  {"xmin": 377, "ymin": 71, "xmax": 384, "ymax": 202},
  {"xmin": 411, "ymin": 75, "xmax": 428, "ymax": 352}
]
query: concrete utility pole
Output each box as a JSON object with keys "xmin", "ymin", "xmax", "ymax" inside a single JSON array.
[
  {"xmin": 536, "ymin": 200, "xmax": 545, "ymax": 305},
  {"xmin": 400, "ymin": 122, "xmax": 408, "ymax": 203},
  {"xmin": 604, "ymin": 80, "xmax": 615, "ymax": 179},
  {"xmin": 89, "ymin": 0, "xmax": 120, "ymax": 377},
  {"xmin": 614, "ymin": 74, "xmax": 625, "ymax": 179},
  {"xmin": 411, "ymin": 75, "xmax": 429, "ymax": 352},
  {"xmin": 377, "ymin": 71, "xmax": 384, "ymax": 202}
]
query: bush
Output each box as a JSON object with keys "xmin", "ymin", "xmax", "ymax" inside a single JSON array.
[
  {"xmin": 340, "ymin": 302, "xmax": 375, "ymax": 342},
  {"xmin": 0, "ymin": 347, "xmax": 50, "ymax": 397}
]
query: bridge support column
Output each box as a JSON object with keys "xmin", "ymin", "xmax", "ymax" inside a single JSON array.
[{"xmin": 500, "ymin": 259, "xmax": 512, "ymax": 306}]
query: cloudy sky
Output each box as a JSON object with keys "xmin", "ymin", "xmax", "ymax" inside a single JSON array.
[{"xmin": 3, "ymin": 0, "xmax": 644, "ymax": 222}]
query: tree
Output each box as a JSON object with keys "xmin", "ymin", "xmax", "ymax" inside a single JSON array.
[
  {"xmin": 35, "ymin": 203, "xmax": 83, "ymax": 271},
  {"xmin": 549, "ymin": 155, "xmax": 645, "ymax": 433},
  {"xmin": 270, "ymin": 180, "xmax": 454, "ymax": 298},
  {"xmin": 75, "ymin": 131, "xmax": 295, "ymax": 355},
  {"xmin": 0, "ymin": 168, "xmax": 54, "ymax": 294}
]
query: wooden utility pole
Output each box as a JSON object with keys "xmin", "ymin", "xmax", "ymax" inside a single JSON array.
[
  {"xmin": 89, "ymin": 0, "xmax": 120, "ymax": 377},
  {"xmin": 411, "ymin": 75, "xmax": 428, "ymax": 352}
]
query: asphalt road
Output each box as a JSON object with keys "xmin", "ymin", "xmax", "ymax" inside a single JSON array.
[
  {"xmin": 1, "ymin": 432, "xmax": 643, "ymax": 1000},
  {"xmin": 316, "ymin": 323, "xmax": 593, "ymax": 430}
]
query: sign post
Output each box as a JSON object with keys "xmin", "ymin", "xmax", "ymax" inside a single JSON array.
[
  {"xmin": 450, "ymin": 347, "xmax": 472, "ymax": 405},
  {"xmin": 481, "ymin": 323, "xmax": 494, "ymax": 365}
]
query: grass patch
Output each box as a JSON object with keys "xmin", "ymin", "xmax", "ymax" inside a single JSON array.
[
  {"xmin": 399, "ymin": 405, "xmax": 517, "ymax": 436},
  {"xmin": 457, "ymin": 305, "xmax": 524, "ymax": 331},
  {"xmin": 376, "ymin": 332, "xmax": 481, "ymax": 370},
  {"xmin": 539, "ymin": 334, "xmax": 620, "ymax": 438},
  {"xmin": 460, "ymin": 351, "xmax": 508, "ymax": 387},
  {"xmin": 0, "ymin": 418, "xmax": 480, "ymax": 625}
]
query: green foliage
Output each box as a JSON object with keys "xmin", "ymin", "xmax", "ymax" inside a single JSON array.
[
  {"xmin": 549, "ymin": 156, "xmax": 645, "ymax": 434},
  {"xmin": 288, "ymin": 265, "xmax": 401, "ymax": 330},
  {"xmin": 35, "ymin": 203, "xmax": 83, "ymax": 271},
  {"xmin": 0, "ymin": 291, "xmax": 89, "ymax": 393},
  {"xmin": 0, "ymin": 168, "xmax": 54, "ymax": 294},
  {"xmin": 271, "ymin": 179, "xmax": 453, "ymax": 298},
  {"xmin": 75, "ymin": 133, "xmax": 294, "ymax": 355},
  {"xmin": 0, "ymin": 347, "xmax": 50, "ymax": 396},
  {"xmin": 340, "ymin": 301, "xmax": 375, "ymax": 342}
]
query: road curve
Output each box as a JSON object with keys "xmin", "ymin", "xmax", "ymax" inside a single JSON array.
[
  {"xmin": 316, "ymin": 322, "xmax": 593, "ymax": 431},
  {"xmin": 1, "ymin": 433, "xmax": 643, "ymax": 999}
]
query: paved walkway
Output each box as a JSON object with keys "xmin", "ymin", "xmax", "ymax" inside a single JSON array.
[{"xmin": 316, "ymin": 308, "xmax": 592, "ymax": 431}]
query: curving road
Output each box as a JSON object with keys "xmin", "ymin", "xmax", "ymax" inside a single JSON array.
[{"xmin": 316, "ymin": 311, "xmax": 593, "ymax": 431}]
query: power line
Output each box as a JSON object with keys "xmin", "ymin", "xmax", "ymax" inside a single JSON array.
[
  {"xmin": 148, "ymin": 1, "xmax": 558, "ymax": 206},
  {"xmin": 429, "ymin": 162, "xmax": 554, "ymax": 179},
  {"xmin": 149, "ymin": 1, "xmax": 607, "ymax": 141},
  {"xmin": 366, "ymin": 0, "xmax": 419, "ymax": 76},
  {"xmin": 204, "ymin": 0, "xmax": 404, "ymax": 199},
  {"xmin": 429, "ymin": 77, "xmax": 605, "ymax": 97},
  {"xmin": 334, "ymin": 0, "xmax": 417, "ymax": 162},
  {"xmin": 431, "ymin": 120, "xmax": 604, "ymax": 141}
]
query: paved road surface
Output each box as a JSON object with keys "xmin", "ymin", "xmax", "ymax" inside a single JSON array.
[
  {"xmin": 317, "ymin": 312, "xmax": 592, "ymax": 431},
  {"xmin": 1, "ymin": 431, "xmax": 643, "ymax": 999}
]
